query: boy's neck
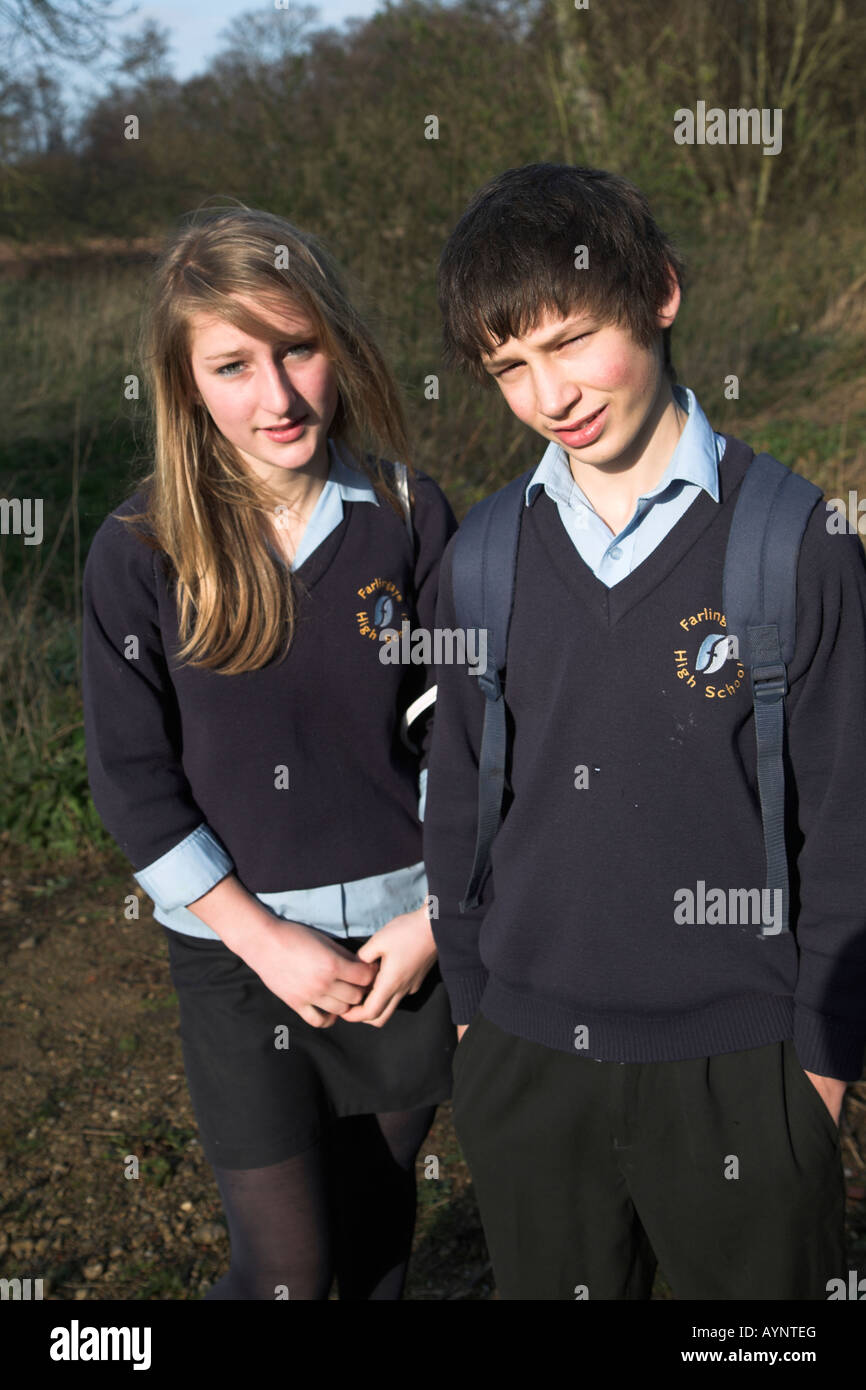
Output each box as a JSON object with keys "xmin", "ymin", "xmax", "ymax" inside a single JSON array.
[{"xmin": 563, "ymin": 385, "xmax": 687, "ymax": 538}]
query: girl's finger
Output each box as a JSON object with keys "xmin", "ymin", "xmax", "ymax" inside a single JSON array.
[
  {"xmin": 324, "ymin": 978, "xmax": 374, "ymax": 1007},
  {"xmin": 360, "ymin": 992, "xmax": 403, "ymax": 1027},
  {"xmin": 299, "ymin": 1002, "xmax": 337, "ymax": 1028},
  {"xmin": 345, "ymin": 984, "xmax": 403, "ymax": 1026}
]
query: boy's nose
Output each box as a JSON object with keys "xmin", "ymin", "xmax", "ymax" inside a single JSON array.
[{"xmin": 532, "ymin": 366, "xmax": 581, "ymax": 421}]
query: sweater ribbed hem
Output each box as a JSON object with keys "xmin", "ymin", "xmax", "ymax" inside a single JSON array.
[
  {"xmin": 481, "ymin": 978, "xmax": 795, "ymax": 1062},
  {"xmin": 447, "ymin": 970, "xmax": 490, "ymax": 1026}
]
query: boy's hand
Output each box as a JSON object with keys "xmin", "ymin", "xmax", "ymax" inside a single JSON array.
[
  {"xmin": 340, "ymin": 906, "xmax": 438, "ymax": 1028},
  {"xmin": 456, "ymin": 1024, "xmax": 470, "ymax": 1042},
  {"xmin": 804, "ymin": 1070, "xmax": 846, "ymax": 1125}
]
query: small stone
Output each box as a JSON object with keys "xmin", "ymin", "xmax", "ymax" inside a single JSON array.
[
  {"xmin": 18, "ymin": 937, "xmax": 35, "ymax": 950},
  {"xmin": 75, "ymin": 1288, "xmax": 88, "ymax": 1300},
  {"xmin": 11, "ymin": 1239, "xmax": 33, "ymax": 1257},
  {"xmin": 110, "ymin": 1245, "xmax": 123, "ymax": 1258},
  {"xmin": 57, "ymin": 1216, "xmax": 72, "ymax": 1226},
  {"xmin": 192, "ymin": 1222, "xmax": 224, "ymax": 1245},
  {"xmin": 83, "ymin": 1260, "xmax": 104, "ymax": 1280},
  {"xmin": 180, "ymin": 1201, "xmax": 193, "ymax": 1213}
]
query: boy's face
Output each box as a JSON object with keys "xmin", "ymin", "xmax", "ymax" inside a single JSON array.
[{"xmin": 479, "ymin": 284, "xmax": 681, "ymax": 473}]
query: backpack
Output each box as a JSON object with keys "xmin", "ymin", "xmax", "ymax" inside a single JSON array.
[
  {"xmin": 451, "ymin": 451, "xmax": 824, "ymax": 929},
  {"xmin": 391, "ymin": 461, "xmax": 441, "ymax": 752}
]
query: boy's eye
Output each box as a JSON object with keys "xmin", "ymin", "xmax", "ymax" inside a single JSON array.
[
  {"xmin": 494, "ymin": 358, "xmax": 524, "ymax": 377},
  {"xmin": 493, "ymin": 331, "xmax": 592, "ymax": 378}
]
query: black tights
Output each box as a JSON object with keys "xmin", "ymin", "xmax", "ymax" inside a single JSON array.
[{"xmin": 204, "ymin": 1104, "xmax": 437, "ymax": 1300}]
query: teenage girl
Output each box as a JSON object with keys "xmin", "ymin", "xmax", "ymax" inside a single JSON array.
[{"xmin": 82, "ymin": 207, "xmax": 458, "ymax": 1300}]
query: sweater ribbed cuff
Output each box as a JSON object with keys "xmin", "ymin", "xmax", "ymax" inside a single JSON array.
[{"xmin": 792, "ymin": 1003, "xmax": 866, "ymax": 1082}]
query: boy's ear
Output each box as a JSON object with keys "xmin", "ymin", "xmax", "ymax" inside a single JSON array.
[{"xmin": 656, "ymin": 267, "xmax": 682, "ymax": 329}]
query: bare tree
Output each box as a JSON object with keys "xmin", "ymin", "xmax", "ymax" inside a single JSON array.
[{"xmin": 0, "ymin": 0, "xmax": 131, "ymax": 62}]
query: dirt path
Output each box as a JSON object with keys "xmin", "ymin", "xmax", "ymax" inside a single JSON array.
[
  {"xmin": 2, "ymin": 847, "xmax": 864, "ymax": 1300},
  {"xmin": 0, "ymin": 847, "xmax": 491, "ymax": 1300}
]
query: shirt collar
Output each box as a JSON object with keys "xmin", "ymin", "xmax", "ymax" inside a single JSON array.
[
  {"xmin": 325, "ymin": 437, "xmax": 381, "ymax": 504},
  {"xmin": 525, "ymin": 386, "xmax": 721, "ymax": 509}
]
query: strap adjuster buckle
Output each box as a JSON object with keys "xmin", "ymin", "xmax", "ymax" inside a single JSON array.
[{"xmin": 752, "ymin": 662, "xmax": 787, "ymax": 701}]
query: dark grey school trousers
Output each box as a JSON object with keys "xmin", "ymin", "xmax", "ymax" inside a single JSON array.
[{"xmin": 451, "ymin": 1012, "xmax": 847, "ymax": 1300}]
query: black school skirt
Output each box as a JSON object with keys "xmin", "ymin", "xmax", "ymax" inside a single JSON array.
[{"xmin": 163, "ymin": 925, "xmax": 457, "ymax": 1170}]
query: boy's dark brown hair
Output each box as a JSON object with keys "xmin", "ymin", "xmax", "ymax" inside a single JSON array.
[{"xmin": 437, "ymin": 164, "xmax": 686, "ymax": 385}]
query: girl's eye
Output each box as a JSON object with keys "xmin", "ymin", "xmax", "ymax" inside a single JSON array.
[{"xmin": 215, "ymin": 344, "xmax": 313, "ymax": 377}]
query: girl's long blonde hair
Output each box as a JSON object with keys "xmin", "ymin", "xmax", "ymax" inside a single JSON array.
[{"xmin": 129, "ymin": 204, "xmax": 411, "ymax": 674}]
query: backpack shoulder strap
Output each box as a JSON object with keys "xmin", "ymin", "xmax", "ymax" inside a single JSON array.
[
  {"xmin": 722, "ymin": 451, "xmax": 823, "ymax": 934},
  {"xmin": 451, "ymin": 468, "xmax": 535, "ymax": 910}
]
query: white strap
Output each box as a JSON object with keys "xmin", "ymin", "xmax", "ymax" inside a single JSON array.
[
  {"xmin": 399, "ymin": 684, "xmax": 438, "ymax": 749},
  {"xmin": 393, "ymin": 461, "xmax": 413, "ymax": 544}
]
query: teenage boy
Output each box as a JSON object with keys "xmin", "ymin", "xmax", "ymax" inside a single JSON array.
[{"xmin": 423, "ymin": 163, "xmax": 866, "ymax": 1300}]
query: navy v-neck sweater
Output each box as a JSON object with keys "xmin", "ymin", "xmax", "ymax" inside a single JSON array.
[
  {"xmin": 423, "ymin": 437, "xmax": 866, "ymax": 1080},
  {"xmin": 83, "ymin": 470, "xmax": 456, "ymax": 891}
]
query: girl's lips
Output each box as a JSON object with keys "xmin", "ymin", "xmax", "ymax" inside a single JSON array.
[
  {"xmin": 261, "ymin": 418, "xmax": 307, "ymax": 440},
  {"xmin": 554, "ymin": 403, "xmax": 608, "ymax": 446}
]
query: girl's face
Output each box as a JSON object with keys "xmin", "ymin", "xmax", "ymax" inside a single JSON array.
[{"xmin": 187, "ymin": 297, "xmax": 340, "ymax": 484}]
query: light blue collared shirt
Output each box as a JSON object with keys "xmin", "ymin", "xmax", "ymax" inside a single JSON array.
[
  {"xmin": 135, "ymin": 439, "xmax": 428, "ymax": 941},
  {"xmin": 525, "ymin": 386, "xmax": 726, "ymax": 584}
]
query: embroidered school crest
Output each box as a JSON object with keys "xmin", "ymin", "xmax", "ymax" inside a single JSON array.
[
  {"xmin": 673, "ymin": 605, "xmax": 746, "ymax": 701},
  {"xmin": 355, "ymin": 576, "xmax": 409, "ymax": 641}
]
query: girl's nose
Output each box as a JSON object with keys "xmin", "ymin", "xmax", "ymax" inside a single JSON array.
[{"xmin": 259, "ymin": 356, "xmax": 301, "ymax": 416}]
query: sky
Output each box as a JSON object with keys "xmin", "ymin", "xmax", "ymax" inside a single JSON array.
[{"xmin": 108, "ymin": 0, "xmax": 385, "ymax": 79}]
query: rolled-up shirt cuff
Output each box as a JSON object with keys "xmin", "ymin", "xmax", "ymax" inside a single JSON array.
[
  {"xmin": 133, "ymin": 824, "xmax": 234, "ymax": 912},
  {"xmin": 418, "ymin": 766, "xmax": 428, "ymax": 823}
]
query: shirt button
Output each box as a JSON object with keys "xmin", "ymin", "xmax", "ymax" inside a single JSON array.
[{"xmin": 609, "ymin": 546, "xmax": 622, "ymax": 560}]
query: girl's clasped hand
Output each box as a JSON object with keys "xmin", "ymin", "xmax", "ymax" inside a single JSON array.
[{"xmin": 239, "ymin": 906, "xmax": 437, "ymax": 1029}]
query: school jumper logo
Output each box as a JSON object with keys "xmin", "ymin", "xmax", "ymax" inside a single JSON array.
[
  {"xmin": 673, "ymin": 605, "xmax": 745, "ymax": 700},
  {"xmin": 356, "ymin": 576, "xmax": 408, "ymax": 641}
]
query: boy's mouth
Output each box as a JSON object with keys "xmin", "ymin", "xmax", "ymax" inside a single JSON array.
[{"xmin": 553, "ymin": 403, "xmax": 608, "ymax": 445}]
